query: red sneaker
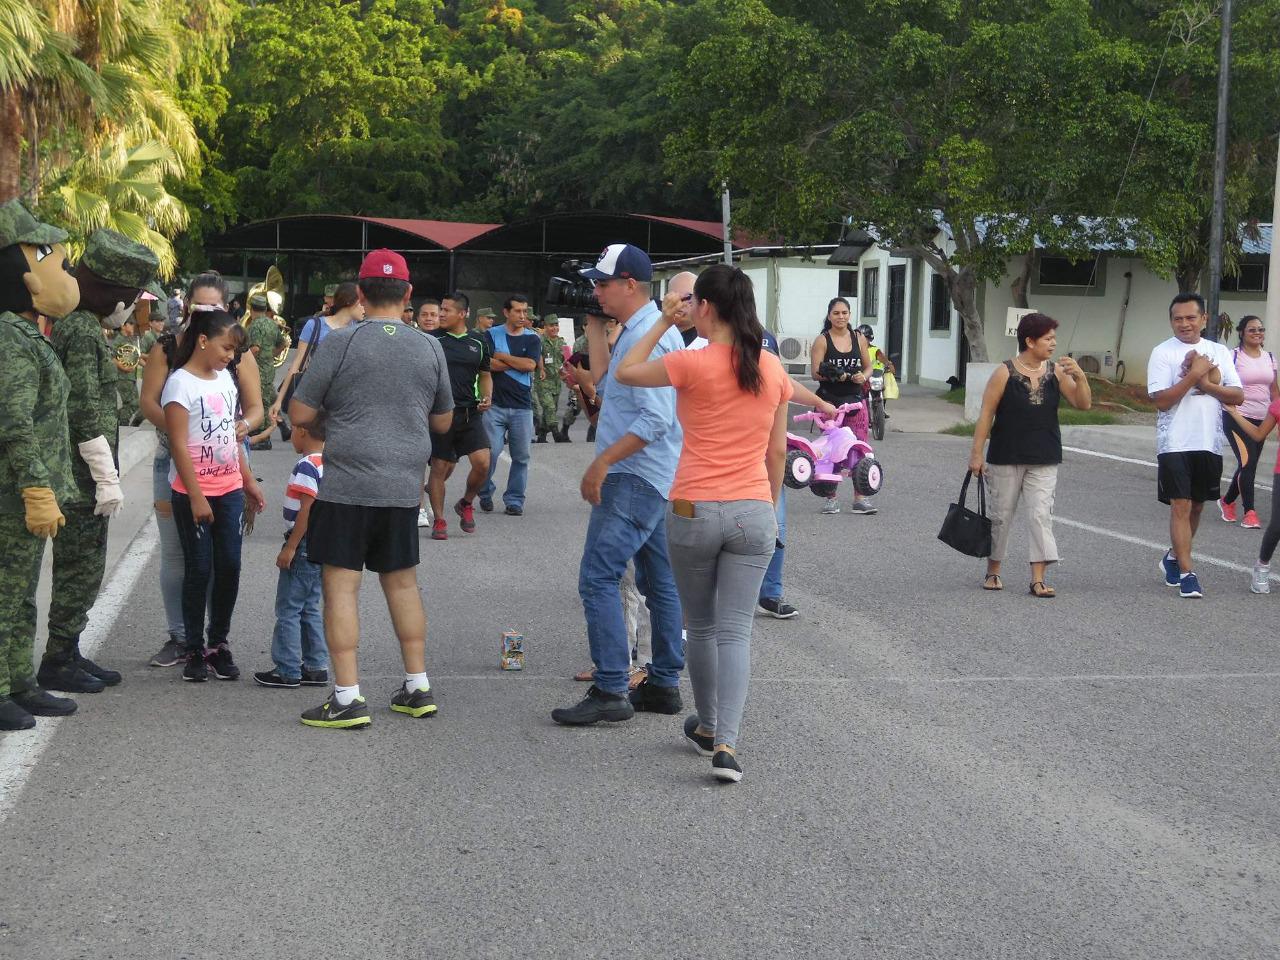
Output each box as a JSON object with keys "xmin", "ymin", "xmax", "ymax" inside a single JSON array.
[
  {"xmin": 431, "ymin": 518, "xmax": 448, "ymax": 540},
  {"xmin": 1218, "ymin": 499, "xmax": 1237, "ymax": 523},
  {"xmin": 454, "ymin": 498, "xmax": 476, "ymax": 533},
  {"xmin": 1242, "ymin": 510, "xmax": 1262, "ymax": 529}
]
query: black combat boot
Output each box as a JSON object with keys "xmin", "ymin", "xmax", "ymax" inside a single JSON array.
[
  {"xmin": 11, "ymin": 686, "xmax": 77, "ymax": 716},
  {"xmin": 74, "ymin": 642, "xmax": 122, "ymax": 686},
  {"xmin": 553, "ymin": 427, "xmax": 570, "ymax": 443},
  {"xmin": 37, "ymin": 650, "xmax": 105, "ymax": 693},
  {"xmin": 533, "ymin": 430, "xmax": 547, "ymax": 444},
  {"xmin": 0, "ymin": 697, "xmax": 35, "ymax": 730}
]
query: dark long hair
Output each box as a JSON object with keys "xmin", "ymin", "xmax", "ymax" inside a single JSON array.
[
  {"xmin": 694, "ymin": 264, "xmax": 764, "ymax": 394},
  {"xmin": 332, "ymin": 281, "xmax": 359, "ymax": 312},
  {"xmin": 170, "ymin": 309, "xmax": 245, "ymax": 371},
  {"xmin": 1238, "ymin": 315, "xmax": 1262, "ymax": 347},
  {"xmin": 821, "ymin": 296, "xmax": 851, "ymax": 333}
]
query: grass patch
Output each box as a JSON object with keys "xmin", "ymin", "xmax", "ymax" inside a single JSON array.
[
  {"xmin": 940, "ymin": 407, "xmax": 1119, "ymax": 437},
  {"xmin": 943, "ymin": 387, "xmax": 965, "ymax": 405}
]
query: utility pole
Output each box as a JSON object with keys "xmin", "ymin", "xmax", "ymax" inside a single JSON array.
[
  {"xmin": 1265, "ymin": 134, "xmax": 1280, "ymax": 336},
  {"xmin": 1205, "ymin": 0, "xmax": 1233, "ymax": 340},
  {"xmin": 721, "ymin": 181, "xmax": 733, "ymax": 265}
]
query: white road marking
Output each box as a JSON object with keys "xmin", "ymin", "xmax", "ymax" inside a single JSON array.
[
  {"xmin": 1062, "ymin": 445, "xmax": 1272, "ymax": 493},
  {"xmin": 0, "ymin": 517, "xmax": 158, "ymax": 831},
  {"xmin": 1054, "ymin": 515, "xmax": 1278, "ymax": 581}
]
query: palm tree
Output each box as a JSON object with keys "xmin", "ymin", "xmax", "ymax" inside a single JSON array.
[
  {"xmin": 41, "ymin": 137, "xmax": 190, "ymax": 275},
  {"xmin": 0, "ymin": 0, "xmax": 195, "ymax": 204}
]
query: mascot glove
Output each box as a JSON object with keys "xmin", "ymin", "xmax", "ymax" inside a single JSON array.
[
  {"xmin": 78, "ymin": 436, "xmax": 124, "ymax": 517},
  {"xmin": 103, "ymin": 300, "xmax": 137, "ymax": 331},
  {"xmin": 21, "ymin": 487, "xmax": 66, "ymax": 538}
]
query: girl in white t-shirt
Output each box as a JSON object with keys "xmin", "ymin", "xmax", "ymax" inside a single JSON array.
[{"xmin": 161, "ymin": 309, "xmax": 265, "ymax": 682}]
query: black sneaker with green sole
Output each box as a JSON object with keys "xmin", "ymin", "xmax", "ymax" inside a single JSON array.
[
  {"xmin": 390, "ymin": 686, "xmax": 438, "ymax": 718},
  {"xmin": 301, "ymin": 693, "xmax": 372, "ymax": 729}
]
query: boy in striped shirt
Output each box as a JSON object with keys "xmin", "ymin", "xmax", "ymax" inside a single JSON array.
[{"xmin": 253, "ymin": 418, "xmax": 329, "ymax": 688}]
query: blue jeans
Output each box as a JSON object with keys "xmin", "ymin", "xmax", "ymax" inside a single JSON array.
[
  {"xmin": 579, "ymin": 473, "xmax": 684, "ymax": 695},
  {"xmin": 480, "ymin": 406, "xmax": 533, "ymax": 509},
  {"xmin": 171, "ymin": 489, "xmax": 244, "ymax": 651},
  {"xmin": 759, "ymin": 492, "xmax": 787, "ymax": 601},
  {"xmin": 270, "ymin": 539, "xmax": 327, "ymax": 679}
]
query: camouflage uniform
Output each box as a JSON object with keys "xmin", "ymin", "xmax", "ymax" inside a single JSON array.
[
  {"xmin": 0, "ymin": 209, "xmax": 76, "ymax": 700},
  {"xmin": 45, "ymin": 231, "xmax": 157, "ymax": 673},
  {"xmin": 534, "ymin": 317, "xmax": 566, "ymax": 442},
  {"xmin": 111, "ymin": 329, "xmax": 141, "ymax": 425},
  {"xmin": 246, "ymin": 309, "xmax": 285, "ymax": 408}
]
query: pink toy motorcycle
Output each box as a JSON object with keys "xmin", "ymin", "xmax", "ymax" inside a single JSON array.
[{"xmin": 785, "ymin": 402, "xmax": 883, "ymax": 499}]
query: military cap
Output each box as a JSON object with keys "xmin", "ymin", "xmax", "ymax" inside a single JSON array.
[
  {"xmin": 323, "ymin": 283, "xmax": 339, "ymax": 297},
  {"xmin": 249, "ymin": 293, "xmax": 270, "ymax": 309},
  {"xmin": 0, "ymin": 199, "xmax": 68, "ymax": 248},
  {"xmin": 80, "ymin": 228, "xmax": 160, "ymax": 288},
  {"xmin": 476, "ymin": 307, "xmax": 495, "ymax": 318},
  {"xmin": 542, "ymin": 313, "xmax": 559, "ymax": 325}
]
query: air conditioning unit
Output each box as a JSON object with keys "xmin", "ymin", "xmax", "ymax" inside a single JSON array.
[
  {"xmin": 777, "ymin": 336, "xmax": 811, "ymax": 374},
  {"xmin": 1069, "ymin": 351, "xmax": 1116, "ymax": 379}
]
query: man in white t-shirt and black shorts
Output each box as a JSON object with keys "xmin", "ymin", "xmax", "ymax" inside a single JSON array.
[{"xmin": 1148, "ymin": 292, "xmax": 1244, "ymax": 598}]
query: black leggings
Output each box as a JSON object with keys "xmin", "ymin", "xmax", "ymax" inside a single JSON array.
[
  {"xmin": 1263, "ymin": 484, "xmax": 1280, "ymax": 565},
  {"xmin": 1223, "ymin": 413, "xmax": 1264, "ymax": 512}
]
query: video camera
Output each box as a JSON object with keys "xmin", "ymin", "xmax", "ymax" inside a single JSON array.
[{"xmin": 545, "ymin": 260, "xmax": 608, "ymax": 317}]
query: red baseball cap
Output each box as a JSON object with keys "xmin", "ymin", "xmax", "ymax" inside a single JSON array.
[{"xmin": 359, "ymin": 248, "xmax": 410, "ymax": 281}]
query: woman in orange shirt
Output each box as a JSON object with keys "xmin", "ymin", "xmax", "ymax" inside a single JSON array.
[{"xmin": 614, "ymin": 264, "xmax": 791, "ymax": 783}]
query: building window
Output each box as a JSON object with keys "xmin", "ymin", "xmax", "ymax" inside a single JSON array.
[
  {"xmin": 929, "ymin": 273, "xmax": 950, "ymax": 332},
  {"xmin": 862, "ymin": 266, "xmax": 879, "ymax": 317},
  {"xmin": 1038, "ymin": 255, "xmax": 1099, "ymax": 288},
  {"xmin": 1221, "ymin": 261, "xmax": 1269, "ymax": 294},
  {"xmin": 838, "ymin": 270, "xmax": 858, "ymax": 298}
]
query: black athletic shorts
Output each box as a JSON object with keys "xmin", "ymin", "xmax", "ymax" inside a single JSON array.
[
  {"xmin": 430, "ymin": 407, "xmax": 489, "ymax": 464},
  {"xmin": 306, "ymin": 500, "xmax": 419, "ymax": 572},
  {"xmin": 1157, "ymin": 451, "xmax": 1223, "ymax": 505}
]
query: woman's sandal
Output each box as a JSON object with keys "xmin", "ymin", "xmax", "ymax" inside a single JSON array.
[
  {"xmin": 572, "ymin": 667, "xmax": 595, "ymax": 682},
  {"xmin": 1029, "ymin": 581, "xmax": 1056, "ymax": 599},
  {"xmin": 982, "ymin": 574, "xmax": 1003, "ymax": 591}
]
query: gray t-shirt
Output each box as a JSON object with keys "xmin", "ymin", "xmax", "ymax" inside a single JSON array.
[{"xmin": 294, "ymin": 318, "xmax": 453, "ymax": 507}]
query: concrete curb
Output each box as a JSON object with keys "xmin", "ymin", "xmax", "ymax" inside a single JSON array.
[{"xmin": 118, "ymin": 424, "xmax": 157, "ymax": 477}]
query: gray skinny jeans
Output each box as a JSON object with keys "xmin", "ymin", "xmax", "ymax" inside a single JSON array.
[{"xmin": 666, "ymin": 499, "xmax": 777, "ymax": 750}]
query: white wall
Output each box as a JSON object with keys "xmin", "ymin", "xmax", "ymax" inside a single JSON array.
[
  {"xmin": 918, "ymin": 262, "xmax": 961, "ymax": 386},
  {"xmin": 980, "ymin": 256, "xmax": 1268, "ymax": 384}
]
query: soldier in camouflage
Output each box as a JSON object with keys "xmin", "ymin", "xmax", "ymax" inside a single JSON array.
[
  {"xmin": 0, "ymin": 200, "xmax": 83, "ymax": 729},
  {"xmin": 246, "ymin": 293, "xmax": 286, "ymax": 450},
  {"xmin": 111, "ymin": 316, "xmax": 142, "ymax": 425},
  {"xmin": 38, "ymin": 228, "xmax": 159, "ymax": 695},
  {"xmin": 533, "ymin": 314, "xmax": 568, "ymax": 443}
]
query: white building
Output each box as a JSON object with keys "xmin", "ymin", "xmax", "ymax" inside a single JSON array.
[{"xmin": 654, "ymin": 223, "xmax": 1273, "ymax": 388}]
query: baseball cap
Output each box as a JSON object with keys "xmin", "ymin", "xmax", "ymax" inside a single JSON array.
[
  {"xmin": 580, "ymin": 243, "xmax": 653, "ymax": 283},
  {"xmin": 359, "ymin": 248, "xmax": 410, "ymax": 281},
  {"xmin": 249, "ymin": 293, "xmax": 269, "ymax": 309}
]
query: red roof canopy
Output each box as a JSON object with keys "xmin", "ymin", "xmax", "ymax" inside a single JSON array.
[{"xmin": 358, "ymin": 217, "xmax": 500, "ymax": 250}]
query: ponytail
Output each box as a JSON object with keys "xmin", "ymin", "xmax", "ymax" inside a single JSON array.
[
  {"xmin": 822, "ymin": 297, "xmax": 850, "ymax": 333},
  {"xmin": 693, "ymin": 264, "xmax": 764, "ymax": 394}
]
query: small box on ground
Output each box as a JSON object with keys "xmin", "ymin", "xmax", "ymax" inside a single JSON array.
[{"xmin": 500, "ymin": 630, "xmax": 524, "ymax": 671}]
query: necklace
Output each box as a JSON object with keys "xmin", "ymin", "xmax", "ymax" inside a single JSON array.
[{"xmin": 1013, "ymin": 355, "xmax": 1044, "ymax": 377}]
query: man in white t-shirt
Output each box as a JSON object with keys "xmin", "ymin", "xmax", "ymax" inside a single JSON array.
[{"xmin": 1148, "ymin": 293, "xmax": 1244, "ymax": 598}]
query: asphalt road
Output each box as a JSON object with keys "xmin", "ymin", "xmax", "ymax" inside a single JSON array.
[{"xmin": 1, "ymin": 420, "xmax": 1277, "ymax": 960}]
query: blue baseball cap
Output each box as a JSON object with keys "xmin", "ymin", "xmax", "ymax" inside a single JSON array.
[{"xmin": 579, "ymin": 243, "xmax": 653, "ymax": 283}]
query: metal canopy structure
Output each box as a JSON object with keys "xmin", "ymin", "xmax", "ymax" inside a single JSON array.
[{"xmin": 204, "ymin": 211, "xmax": 751, "ymax": 322}]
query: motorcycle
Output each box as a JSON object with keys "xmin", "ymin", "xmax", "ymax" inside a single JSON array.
[
  {"xmin": 785, "ymin": 402, "xmax": 883, "ymax": 500},
  {"xmin": 867, "ymin": 367, "xmax": 886, "ymax": 441}
]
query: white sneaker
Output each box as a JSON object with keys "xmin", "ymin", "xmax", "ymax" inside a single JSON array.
[
  {"xmin": 1251, "ymin": 562, "xmax": 1271, "ymax": 594},
  {"xmin": 820, "ymin": 499, "xmax": 840, "ymax": 515},
  {"xmin": 417, "ymin": 507, "xmax": 433, "ymax": 528}
]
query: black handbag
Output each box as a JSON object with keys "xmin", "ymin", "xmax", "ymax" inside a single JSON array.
[
  {"xmin": 938, "ymin": 472, "xmax": 993, "ymax": 558},
  {"xmin": 280, "ymin": 314, "xmax": 324, "ymax": 410}
]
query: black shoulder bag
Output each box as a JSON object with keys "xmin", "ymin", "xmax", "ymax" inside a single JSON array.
[
  {"xmin": 937, "ymin": 472, "xmax": 993, "ymax": 558},
  {"xmin": 281, "ymin": 316, "xmax": 325, "ymax": 410}
]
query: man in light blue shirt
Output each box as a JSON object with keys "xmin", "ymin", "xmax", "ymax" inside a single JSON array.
[{"xmin": 552, "ymin": 244, "xmax": 686, "ymax": 726}]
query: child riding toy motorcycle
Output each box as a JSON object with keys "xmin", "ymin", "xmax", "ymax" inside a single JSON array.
[{"xmin": 785, "ymin": 401, "xmax": 883, "ymax": 510}]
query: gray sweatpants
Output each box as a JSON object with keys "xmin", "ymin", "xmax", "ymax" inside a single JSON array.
[{"xmin": 666, "ymin": 499, "xmax": 777, "ymax": 750}]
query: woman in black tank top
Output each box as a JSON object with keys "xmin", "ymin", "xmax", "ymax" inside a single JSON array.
[
  {"xmin": 967, "ymin": 312, "xmax": 1092, "ymax": 598},
  {"xmin": 810, "ymin": 297, "xmax": 876, "ymax": 515}
]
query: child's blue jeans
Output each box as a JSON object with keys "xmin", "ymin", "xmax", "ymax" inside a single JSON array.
[{"xmin": 270, "ymin": 539, "xmax": 327, "ymax": 680}]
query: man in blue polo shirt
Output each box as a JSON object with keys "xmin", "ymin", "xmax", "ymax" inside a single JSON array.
[
  {"xmin": 479, "ymin": 295, "xmax": 541, "ymax": 516},
  {"xmin": 552, "ymin": 244, "xmax": 686, "ymax": 726}
]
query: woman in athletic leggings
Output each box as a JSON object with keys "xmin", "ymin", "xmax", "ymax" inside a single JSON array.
[
  {"xmin": 1219, "ymin": 316, "xmax": 1278, "ymax": 529},
  {"xmin": 1225, "ymin": 400, "xmax": 1280, "ymax": 594}
]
